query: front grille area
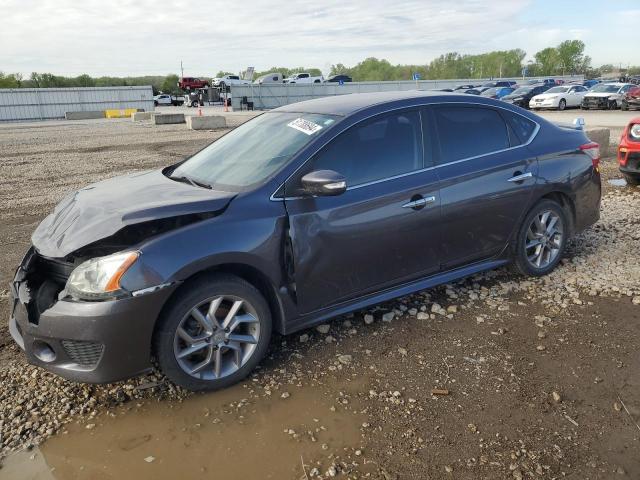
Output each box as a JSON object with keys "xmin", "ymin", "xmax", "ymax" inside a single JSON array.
[
  {"xmin": 61, "ymin": 340, "xmax": 104, "ymax": 367},
  {"xmin": 583, "ymin": 97, "xmax": 608, "ymax": 108}
]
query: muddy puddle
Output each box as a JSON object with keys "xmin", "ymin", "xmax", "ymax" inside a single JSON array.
[{"xmin": 1, "ymin": 378, "xmax": 369, "ymax": 479}]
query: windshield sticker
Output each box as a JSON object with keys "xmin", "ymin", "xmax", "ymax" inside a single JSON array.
[{"xmin": 287, "ymin": 118, "xmax": 323, "ymax": 135}]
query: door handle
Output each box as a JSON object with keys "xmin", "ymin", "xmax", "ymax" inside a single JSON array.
[
  {"xmin": 402, "ymin": 195, "xmax": 436, "ymax": 210},
  {"xmin": 508, "ymin": 172, "xmax": 533, "ymax": 183}
]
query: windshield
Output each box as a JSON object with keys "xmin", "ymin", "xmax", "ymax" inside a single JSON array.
[
  {"xmin": 546, "ymin": 86, "xmax": 569, "ymax": 93},
  {"xmin": 511, "ymin": 87, "xmax": 534, "ymax": 95},
  {"xmin": 590, "ymin": 84, "xmax": 620, "ymax": 93},
  {"xmin": 170, "ymin": 112, "xmax": 340, "ymax": 190}
]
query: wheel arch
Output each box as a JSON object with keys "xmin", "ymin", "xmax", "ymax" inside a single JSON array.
[
  {"xmin": 156, "ymin": 262, "xmax": 287, "ymax": 338},
  {"xmin": 538, "ymin": 191, "xmax": 576, "ymax": 236}
]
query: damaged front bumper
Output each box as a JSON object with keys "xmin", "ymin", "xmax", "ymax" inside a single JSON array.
[{"xmin": 9, "ymin": 248, "xmax": 177, "ymax": 384}]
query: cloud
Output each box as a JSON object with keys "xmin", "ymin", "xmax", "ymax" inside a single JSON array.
[{"xmin": 0, "ymin": 0, "xmax": 635, "ymax": 76}]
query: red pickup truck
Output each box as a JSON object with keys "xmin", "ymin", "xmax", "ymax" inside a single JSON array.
[{"xmin": 177, "ymin": 77, "xmax": 210, "ymax": 90}]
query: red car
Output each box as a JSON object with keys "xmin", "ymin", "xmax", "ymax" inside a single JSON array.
[
  {"xmin": 618, "ymin": 117, "xmax": 640, "ymax": 185},
  {"xmin": 177, "ymin": 77, "xmax": 209, "ymax": 90},
  {"xmin": 621, "ymin": 86, "xmax": 640, "ymax": 110}
]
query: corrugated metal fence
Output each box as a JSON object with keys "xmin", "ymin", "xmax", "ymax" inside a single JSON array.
[
  {"xmin": 231, "ymin": 76, "xmax": 584, "ymax": 110},
  {"xmin": 0, "ymin": 86, "xmax": 155, "ymax": 121}
]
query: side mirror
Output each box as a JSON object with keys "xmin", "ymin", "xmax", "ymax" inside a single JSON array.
[{"xmin": 301, "ymin": 170, "xmax": 347, "ymax": 196}]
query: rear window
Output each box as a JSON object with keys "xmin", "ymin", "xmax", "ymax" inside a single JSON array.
[{"xmin": 433, "ymin": 106, "xmax": 510, "ymax": 163}]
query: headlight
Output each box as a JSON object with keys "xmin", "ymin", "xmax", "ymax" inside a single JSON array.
[
  {"xmin": 66, "ymin": 251, "xmax": 139, "ymax": 300},
  {"xmin": 631, "ymin": 124, "xmax": 640, "ymax": 139}
]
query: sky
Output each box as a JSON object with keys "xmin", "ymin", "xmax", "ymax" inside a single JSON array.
[{"xmin": 0, "ymin": 0, "xmax": 637, "ymax": 77}]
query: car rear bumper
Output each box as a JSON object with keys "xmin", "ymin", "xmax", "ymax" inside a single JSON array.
[{"xmin": 9, "ymin": 249, "xmax": 176, "ymax": 384}]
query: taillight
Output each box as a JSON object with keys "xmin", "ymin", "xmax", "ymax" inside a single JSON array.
[{"xmin": 580, "ymin": 142, "xmax": 601, "ymax": 171}]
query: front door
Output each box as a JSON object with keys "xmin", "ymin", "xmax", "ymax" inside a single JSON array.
[{"xmin": 284, "ymin": 109, "xmax": 442, "ymax": 314}]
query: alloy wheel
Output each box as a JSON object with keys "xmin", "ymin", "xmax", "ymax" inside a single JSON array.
[
  {"xmin": 173, "ymin": 295, "xmax": 261, "ymax": 380},
  {"xmin": 525, "ymin": 210, "xmax": 564, "ymax": 269}
]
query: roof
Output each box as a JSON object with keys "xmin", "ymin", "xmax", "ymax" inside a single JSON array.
[{"xmin": 274, "ymin": 90, "xmax": 473, "ymax": 116}]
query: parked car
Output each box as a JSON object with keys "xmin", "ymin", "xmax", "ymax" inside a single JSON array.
[
  {"xmin": 212, "ymin": 75, "xmax": 251, "ymax": 89},
  {"xmin": 527, "ymin": 79, "xmax": 557, "ymax": 86},
  {"xmin": 464, "ymin": 87, "xmax": 493, "ymax": 95},
  {"xmin": 480, "ymin": 87, "xmax": 515, "ymax": 99},
  {"xmin": 617, "ymin": 118, "xmax": 640, "ymax": 185},
  {"xmin": 9, "ymin": 92, "xmax": 601, "ymax": 391},
  {"xmin": 283, "ymin": 73, "xmax": 324, "ymax": 84},
  {"xmin": 501, "ymin": 84, "xmax": 552, "ymax": 108},
  {"xmin": 177, "ymin": 77, "xmax": 209, "ymax": 90},
  {"xmin": 529, "ymin": 85, "xmax": 588, "ymax": 111},
  {"xmin": 482, "ymin": 80, "xmax": 517, "ymax": 88},
  {"xmin": 583, "ymin": 79, "xmax": 600, "ymax": 89},
  {"xmin": 581, "ymin": 83, "xmax": 634, "ymax": 110},
  {"xmin": 453, "ymin": 84, "xmax": 478, "ymax": 91},
  {"xmin": 621, "ymin": 86, "xmax": 640, "ymax": 111},
  {"xmin": 254, "ymin": 73, "xmax": 284, "ymax": 84},
  {"xmin": 326, "ymin": 74, "xmax": 353, "ymax": 83}
]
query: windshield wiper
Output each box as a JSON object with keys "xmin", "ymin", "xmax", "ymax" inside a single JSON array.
[{"xmin": 171, "ymin": 175, "xmax": 212, "ymax": 189}]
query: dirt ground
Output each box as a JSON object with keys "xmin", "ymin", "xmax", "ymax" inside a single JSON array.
[{"xmin": 0, "ymin": 116, "xmax": 638, "ymax": 479}]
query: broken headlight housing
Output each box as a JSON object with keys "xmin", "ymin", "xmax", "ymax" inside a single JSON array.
[{"xmin": 66, "ymin": 251, "xmax": 139, "ymax": 300}]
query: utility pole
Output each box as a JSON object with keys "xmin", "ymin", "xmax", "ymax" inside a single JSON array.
[{"xmin": 180, "ymin": 61, "xmax": 184, "ymax": 78}]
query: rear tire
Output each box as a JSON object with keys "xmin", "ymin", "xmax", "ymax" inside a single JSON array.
[
  {"xmin": 513, "ymin": 200, "xmax": 568, "ymax": 277},
  {"xmin": 624, "ymin": 173, "xmax": 640, "ymax": 186},
  {"xmin": 154, "ymin": 274, "xmax": 272, "ymax": 392}
]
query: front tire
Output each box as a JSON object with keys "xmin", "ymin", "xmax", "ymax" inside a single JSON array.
[
  {"xmin": 513, "ymin": 200, "xmax": 568, "ymax": 277},
  {"xmin": 154, "ymin": 274, "xmax": 272, "ymax": 392},
  {"xmin": 558, "ymin": 99, "xmax": 566, "ymax": 111},
  {"xmin": 608, "ymin": 100, "xmax": 618, "ymax": 110}
]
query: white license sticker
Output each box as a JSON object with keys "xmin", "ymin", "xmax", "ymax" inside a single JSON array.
[{"xmin": 287, "ymin": 118, "xmax": 323, "ymax": 135}]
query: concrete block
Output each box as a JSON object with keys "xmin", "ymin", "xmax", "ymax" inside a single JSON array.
[
  {"xmin": 186, "ymin": 115, "xmax": 227, "ymax": 130},
  {"xmin": 132, "ymin": 111, "xmax": 153, "ymax": 121},
  {"xmin": 152, "ymin": 113, "xmax": 185, "ymax": 125},
  {"xmin": 65, "ymin": 111, "xmax": 104, "ymax": 120},
  {"xmin": 586, "ymin": 128, "xmax": 610, "ymax": 156}
]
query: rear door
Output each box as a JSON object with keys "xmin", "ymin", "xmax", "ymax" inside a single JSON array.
[
  {"xmin": 431, "ymin": 104, "xmax": 539, "ymax": 269},
  {"xmin": 284, "ymin": 109, "xmax": 442, "ymax": 314}
]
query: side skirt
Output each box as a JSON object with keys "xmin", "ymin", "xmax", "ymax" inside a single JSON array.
[{"xmin": 283, "ymin": 258, "xmax": 510, "ymax": 335}]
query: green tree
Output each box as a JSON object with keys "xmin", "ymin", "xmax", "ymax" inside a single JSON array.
[
  {"xmin": 556, "ymin": 40, "xmax": 589, "ymax": 74},
  {"xmin": 0, "ymin": 72, "xmax": 22, "ymax": 88},
  {"xmin": 161, "ymin": 74, "xmax": 180, "ymax": 94},
  {"xmin": 533, "ymin": 48, "xmax": 559, "ymax": 76}
]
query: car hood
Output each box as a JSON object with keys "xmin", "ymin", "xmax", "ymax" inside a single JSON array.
[
  {"xmin": 502, "ymin": 94, "xmax": 525, "ymax": 101},
  {"xmin": 32, "ymin": 169, "xmax": 235, "ymax": 258}
]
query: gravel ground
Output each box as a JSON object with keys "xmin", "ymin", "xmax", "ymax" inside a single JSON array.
[{"xmin": 0, "ymin": 116, "xmax": 638, "ymax": 478}]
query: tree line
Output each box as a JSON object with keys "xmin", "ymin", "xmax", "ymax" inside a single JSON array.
[{"xmin": 1, "ymin": 40, "xmax": 638, "ymax": 92}]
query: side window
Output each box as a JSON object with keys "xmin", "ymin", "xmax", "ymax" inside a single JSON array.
[
  {"xmin": 433, "ymin": 106, "xmax": 510, "ymax": 163},
  {"xmin": 501, "ymin": 111, "xmax": 537, "ymax": 145},
  {"xmin": 309, "ymin": 110, "xmax": 423, "ymax": 187}
]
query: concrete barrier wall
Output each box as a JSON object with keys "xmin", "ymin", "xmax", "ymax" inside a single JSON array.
[
  {"xmin": 0, "ymin": 86, "xmax": 155, "ymax": 122},
  {"xmin": 153, "ymin": 113, "xmax": 185, "ymax": 125},
  {"xmin": 230, "ymin": 75, "xmax": 585, "ymax": 110},
  {"xmin": 186, "ymin": 115, "xmax": 226, "ymax": 130}
]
